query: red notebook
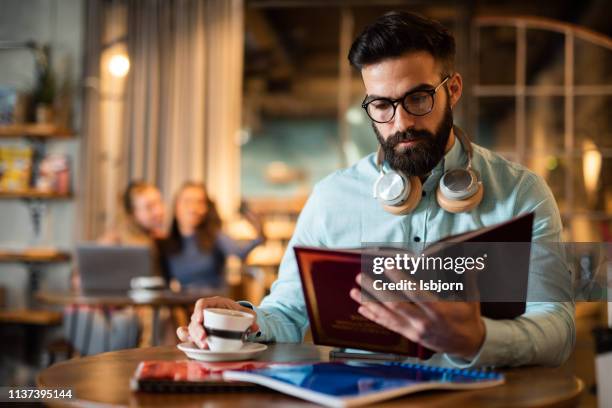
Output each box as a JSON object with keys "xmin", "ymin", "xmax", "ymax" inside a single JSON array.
[
  {"xmin": 130, "ymin": 360, "xmax": 272, "ymax": 392},
  {"xmin": 294, "ymin": 212, "xmax": 534, "ymax": 359}
]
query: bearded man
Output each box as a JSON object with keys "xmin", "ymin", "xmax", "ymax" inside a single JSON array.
[{"xmin": 178, "ymin": 11, "xmax": 574, "ymax": 368}]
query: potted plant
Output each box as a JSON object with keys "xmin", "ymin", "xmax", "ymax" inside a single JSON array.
[{"xmin": 31, "ymin": 46, "xmax": 56, "ymax": 125}]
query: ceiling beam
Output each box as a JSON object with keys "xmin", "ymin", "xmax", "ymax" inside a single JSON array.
[{"xmin": 246, "ymin": 8, "xmax": 295, "ymax": 79}]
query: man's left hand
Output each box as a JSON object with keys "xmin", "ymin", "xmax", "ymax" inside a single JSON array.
[{"xmin": 349, "ymin": 273, "xmax": 486, "ymax": 360}]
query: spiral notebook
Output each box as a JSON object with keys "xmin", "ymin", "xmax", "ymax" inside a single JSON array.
[{"xmin": 223, "ymin": 361, "xmax": 504, "ymax": 407}]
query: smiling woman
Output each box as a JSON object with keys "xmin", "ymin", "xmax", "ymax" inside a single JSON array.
[{"xmin": 160, "ymin": 182, "xmax": 265, "ymax": 290}]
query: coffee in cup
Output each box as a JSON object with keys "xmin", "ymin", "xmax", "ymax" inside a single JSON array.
[{"xmin": 203, "ymin": 308, "xmax": 254, "ymax": 352}]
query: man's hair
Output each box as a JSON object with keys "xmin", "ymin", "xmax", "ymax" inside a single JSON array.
[
  {"xmin": 348, "ymin": 11, "xmax": 455, "ymax": 77},
  {"xmin": 123, "ymin": 180, "xmax": 156, "ymax": 215}
]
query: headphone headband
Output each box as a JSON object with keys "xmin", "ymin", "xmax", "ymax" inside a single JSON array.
[
  {"xmin": 453, "ymin": 125, "xmax": 474, "ymax": 170},
  {"xmin": 375, "ymin": 145, "xmax": 385, "ymax": 172}
]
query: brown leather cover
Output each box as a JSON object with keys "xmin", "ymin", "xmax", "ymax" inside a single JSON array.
[{"xmin": 295, "ymin": 248, "xmax": 433, "ymax": 359}]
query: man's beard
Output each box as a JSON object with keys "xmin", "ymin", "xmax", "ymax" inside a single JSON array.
[{"xmin": 374, "ymin": 102, "xmax": 453, "ymax": 176}]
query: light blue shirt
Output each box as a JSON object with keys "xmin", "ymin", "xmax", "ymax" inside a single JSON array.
[{"xmin": 248, "ymin": 129, "xmax": 575, "ymax": 368}]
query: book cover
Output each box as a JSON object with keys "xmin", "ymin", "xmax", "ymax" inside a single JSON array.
[
  {"xmin": 295, "ymin": 212, "xmax": 534, "ymax": 358},
  {"xmin": 0, "ymin": 145, "xmax": 33, "ymax": 191},
  {"xmin": 130, "ymin": 360, "xmax": 271, "ymax": 393}
]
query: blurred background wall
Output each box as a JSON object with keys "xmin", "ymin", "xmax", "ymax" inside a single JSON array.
[{"xmin": 0, "ymin": 0, "xmax": 83, "ymax": 308}]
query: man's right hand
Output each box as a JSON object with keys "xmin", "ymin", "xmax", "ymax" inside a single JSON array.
[{"xmin": 176, "ymin": 296, "xmax": 259, "ymax": 349}]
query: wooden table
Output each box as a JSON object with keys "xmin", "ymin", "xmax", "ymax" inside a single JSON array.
[
  {"xmin": 37, "ymin": 343, "xmax": 584, "ymax": 407},
  {"xmin": 36, "ymin": 289, "xmax": 219, "ymax": 308},
  {"xmin": 36, "ymin": 290, "xmax": 222, "ymax": 351}
]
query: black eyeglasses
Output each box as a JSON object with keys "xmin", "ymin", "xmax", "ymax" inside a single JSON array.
[{"xmin": 361, "ymin": 76, "xmax": 450, "ymax": 123}]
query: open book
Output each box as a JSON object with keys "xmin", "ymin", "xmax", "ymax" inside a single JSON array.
[
  {"xmin": 294, "ymin": 212, "xmax": 534, "ymax": 358},
  {"xmin": 223, "ymin": 361, "xmax": 504, "ymax": 407}
]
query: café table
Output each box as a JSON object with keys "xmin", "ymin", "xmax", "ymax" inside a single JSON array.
[
  {"xmin": 37, "ymin": 343, "xmax": 584, "ymax": 407},
  {"xmin": 36, "ymin": 289, "xmax": 221, "ymax": 352}
]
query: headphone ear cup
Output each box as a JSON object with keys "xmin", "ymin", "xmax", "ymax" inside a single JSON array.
[
  {"xmin": 382, "ymin": 176, "xmax": 422, "ymax": 215},
  {"xmin": 436, "ymin": 181, "xmax": 483, "ymax": 213}
]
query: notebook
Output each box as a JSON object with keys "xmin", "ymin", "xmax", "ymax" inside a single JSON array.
[
  {"xmin": 294, "ymin": 212, "xmax": 534, "ymax": 358},
  {"xmin": 130, "ymin": 360, "xmax": 270, "ymax": 393},
  {"xmin": 223, "ymin": 361, "xmax": 504, "ymax": 407}
]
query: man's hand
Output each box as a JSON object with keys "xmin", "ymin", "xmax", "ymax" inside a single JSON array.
[
  {"xmin": 349, "ymin": 274, "xmax": 485, "ymax": 360},
  {"xmin": 176, "ymin": 296, "xmax": 259, "ymax": 349}
]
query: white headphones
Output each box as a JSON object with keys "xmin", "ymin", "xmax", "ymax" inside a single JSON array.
[{"xmin": 373, "ymin": 126, "xmax": 483, "ymax": 215}]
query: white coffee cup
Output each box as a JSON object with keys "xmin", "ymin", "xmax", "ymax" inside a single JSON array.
[
  {"xmin": 130, "ymin": 276, "xmax": 165, "ymax": 290},
  {"xmin": 203, "ymin": 308, "xmax": 254, "ymax": 352}
]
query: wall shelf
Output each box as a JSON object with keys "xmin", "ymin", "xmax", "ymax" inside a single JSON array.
[
  {"xmin": 0, "ymin": 190, "xmax": 73, "ymax": 200},
  {"xmin": 0, "ymin": 249, "xmax": 71, "ymax": 308},
  {"xmin": 0, "ymin": 123, "xmax": 74, "ymax": 139},
  {"xmin": 0, "ymin": 249, "xmax": 71, "ymax": 263}
]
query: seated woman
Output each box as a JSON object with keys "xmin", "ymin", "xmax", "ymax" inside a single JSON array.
[{"xmin": 161, "ymin": 182, "xmax": 264, "ymax": 289}]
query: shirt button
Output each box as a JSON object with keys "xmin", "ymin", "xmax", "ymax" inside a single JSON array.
[{"xmin": 414, "ymin": 236, "xmax": 421, "ymax": 242}]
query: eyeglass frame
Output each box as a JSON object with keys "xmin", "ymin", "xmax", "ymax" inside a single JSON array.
[{"xmin": 361, "ymin": 75, "xmax": 451, "ymax": 123}]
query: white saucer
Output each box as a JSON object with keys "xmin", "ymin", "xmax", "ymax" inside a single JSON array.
[{"xmin": 177, "ymin": 342, "xmax": 268, "ymax": 362}]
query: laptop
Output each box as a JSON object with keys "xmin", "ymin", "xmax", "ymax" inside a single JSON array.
[{"xmin": 76, "ymin": 244, "xmax": 153, "ymax": 293}]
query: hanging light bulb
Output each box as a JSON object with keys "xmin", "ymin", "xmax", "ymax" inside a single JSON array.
[
  {"xmin": 108, "ymin": 54, "xmax": 130, "ymax": 78},
  {"xmin": 583, "ymin": 139, "xmax": 601, "ymax": 195}
]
